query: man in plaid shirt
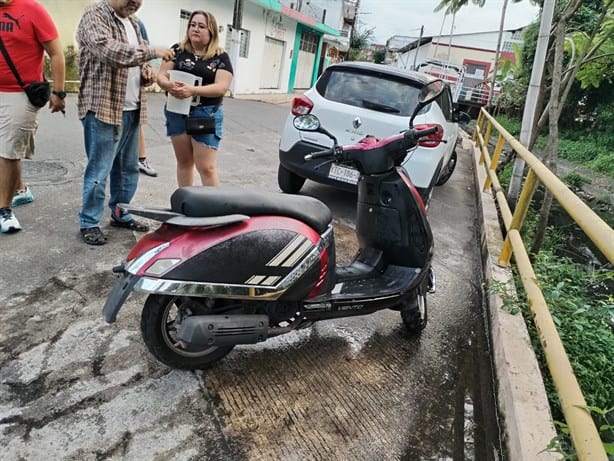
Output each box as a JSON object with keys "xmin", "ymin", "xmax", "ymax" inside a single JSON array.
[{"xmin": 76, "ymin": 0, "xmax": 173, "ymax": 245}]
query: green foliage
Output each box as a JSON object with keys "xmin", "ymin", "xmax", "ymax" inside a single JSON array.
[
  {"xmin": 494, "ymin": 79, "xmax": 528, "ymax": 117},
  {"xmin": 498, "ymin": 162, "xmax": 513, "ymax": 190},
  {"xmin": 508, "ymin": 188, "xmax": 614, "ymax": 456},
  {"xmin": 495, "ymin": 114, "xmax": 522, "ymax": 137},
  {"xmin": 497, "ymin": 113, "xmax": 614, "ymax": 179},
  {"xmin": 562, "ymin": 171, "xmax": 591, "ymax": 189},
  {"xmin": 495, "ymin": 3, "xmax": 614, "ymax": 130},
  {"xmin": 591, "ymin": 151, "xmax": 614, "ymax": 176},
  {"xmin": 44, "ymin": 45, "xmax": 80, "ymax": 92},
  {"xmin": 571, "ymin": 12, "xmax": 614, "ymax": 90},
  {"xmin": 593, "ymin": 103, "xmax": 614, "ymax": 134},
  {"xmin": 348, "ymin": 27, "xmax": 374, "ymax": 61},
  {"xmin": 372, "ymin": 48, "xmax": 385, "ymax": 64},
  {"xmin": 546, "ymin": 408, "xmax": 614, "ymax": 459},
  {"xmin": 519, "ymin": 248, "xmax": 614, "ymax": 454},
  {"xmin": 487, "ymin": 280, "xmax": 521, "ymax": 315}
]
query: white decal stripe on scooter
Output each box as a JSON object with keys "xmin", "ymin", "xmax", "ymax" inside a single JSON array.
[
  {"xmin": 332, "ymin": 283, "xmax": 343, "ymax": 294},
  {"xmin": 246, "ymin": 275, "xmax": 266, "ymax": 285},
  {"xmin": 281, "ymin": 240, "xmax": 313, "ymax": 267},
  {"xmin": 261, "ymin": 276, "xmax": 281, "ymax": 286},
  {"xmin": 245, "ymin": 275, "xmax": 282, "ymax": 286},
  {"xmin": 267, "ymin": 235, "xmax": 307, "ymax": 267}
]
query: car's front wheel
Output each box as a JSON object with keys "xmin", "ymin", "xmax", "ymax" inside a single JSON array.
[
  {"xmin": 435, "ymin": 150, "xmax": 457, "ymax": 186},
  {"xmin": 278, "ymin": 164, "xmax": 306, "ymax": 194}
]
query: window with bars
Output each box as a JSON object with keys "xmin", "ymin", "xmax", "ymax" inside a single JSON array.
[
  {"xmin": 179, "ymin": 9, "xmax": 190, "ymax": 40},
  {"xmin": 502, "ymin": 41, "xmax": 514, "ymax": 52},
  {"xmin": 225, "ymin": 27, "xmax": 251, "ymax": 58},
  {"xmin": 299, "ymin": 31, "xmax": 319, "ymax": 53}
]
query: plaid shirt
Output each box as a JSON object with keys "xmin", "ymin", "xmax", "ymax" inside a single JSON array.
[{"xmin": 76, "ymin": 0, "xmax": 158, "ymax": 126}]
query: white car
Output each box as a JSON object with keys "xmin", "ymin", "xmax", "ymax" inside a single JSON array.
[{"xmin": 278, "ymin": 61, "xmax": 467, "ymax": 203}]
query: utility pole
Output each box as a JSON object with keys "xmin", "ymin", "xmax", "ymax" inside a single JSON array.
[
  {"xmin": 412, "ymin": 25, "xmax": 424, "ymax": 70},
  {"xmin": 487, "ymin": 0, "xmax": 509, "ymax": 107},
  {"xmin": 233, "ymin": 0, "xmax": 243, "ymax": 29},
  {"xmin": 507, "ymin": 0, "xmax": 555, "ymax": 207},
  {"xmin": 229, "ymin": 0, "xmax": 244, "ymax": 95},
  {"xmin": 446, "ymin": 12, "xmax": 455, "ymax": 62}
]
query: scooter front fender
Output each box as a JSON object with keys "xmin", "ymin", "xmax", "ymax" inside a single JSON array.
[{"xmin": 102, "ymin": 272, "xmax": 139, "ymax": 323}]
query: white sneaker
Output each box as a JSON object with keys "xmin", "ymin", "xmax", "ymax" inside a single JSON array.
[
  {"xmin": 0, "ymin": 208, "xmax": 22, "ymax": 233},
  {"xmin": 12, "ymin": 186, "xmax": 35, "ymax": 207},
  {"xmin": 138, "ymin": 158, "xmax": 158, "ymax": 177}
]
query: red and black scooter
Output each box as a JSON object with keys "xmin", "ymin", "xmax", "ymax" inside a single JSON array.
[{"xmin": 103, "ymin": 80, "xmax": 445, "ymax": 370}]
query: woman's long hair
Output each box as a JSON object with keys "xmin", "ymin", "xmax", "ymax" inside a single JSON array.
[{"xmin": 179, "ymin": 10, "xmax": 224, "ymax": 59}]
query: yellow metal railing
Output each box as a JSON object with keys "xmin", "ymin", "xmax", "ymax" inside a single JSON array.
[{"xmin": 473, "ymin": 108, "xmax": 613, "ymax": 461}]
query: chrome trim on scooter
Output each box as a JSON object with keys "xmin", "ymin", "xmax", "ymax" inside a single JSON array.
[
  {"xmin": 125, "ymin": 242, "xmax": 171, "ymax": 274},
  {"xmin": 131, "ymin": 225, "xmax": 334, "ymax": 300}
]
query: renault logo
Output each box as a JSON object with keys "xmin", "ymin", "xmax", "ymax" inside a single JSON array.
[{"xmin": 352, "ymin": 117, "xmax": 362, "ymax": 129}]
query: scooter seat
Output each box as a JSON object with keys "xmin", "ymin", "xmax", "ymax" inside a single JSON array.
[{"xmin": 170, "ymin": 186, "xmax": 333, "ymax": 234}]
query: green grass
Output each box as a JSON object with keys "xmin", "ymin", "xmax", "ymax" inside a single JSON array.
[{"xmin": 495, "ymin": 116, "xmax": 614, "ymax": 178}]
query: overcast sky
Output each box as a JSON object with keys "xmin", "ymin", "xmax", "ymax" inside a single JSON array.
[{"xmin": 357, "ymin": 0, "xmax": 541, "ymax": 44}]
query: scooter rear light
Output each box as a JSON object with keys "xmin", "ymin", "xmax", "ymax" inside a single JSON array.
[
  {"xmin": 291, "ymin": 95, "xmax": 314, "ymax": 116},
  {"xmin": 414, "ymin": 124, "xmax": 444, "ymax": 148},
  {"xmin": 145, "ymin": 259, "xmax": 181, "ymax": 276}
]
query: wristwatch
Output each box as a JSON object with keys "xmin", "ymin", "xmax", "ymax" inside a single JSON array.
[{"xmin": 52, "ymin": 90, "xmax": 67, "ymax": 99}]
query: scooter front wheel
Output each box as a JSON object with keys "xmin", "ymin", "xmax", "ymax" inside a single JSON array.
[
  {"xmin": 140, "ymin": 295, "xmax": 234, "ymax": 370},
  {"xmin": 400, "ymin": 292, "xmax": 428, "ymax": 333}
]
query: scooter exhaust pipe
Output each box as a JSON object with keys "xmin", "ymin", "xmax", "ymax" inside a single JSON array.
[{"xmin": 176, "ymin": 315, "xmax": 269, "ymax": 347}]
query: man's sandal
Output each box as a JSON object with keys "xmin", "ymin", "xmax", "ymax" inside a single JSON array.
[
  {"xmin": 80, "ymin": 227, "xmax": 107, "ymax": 245},
  {"xmin": 110, "ymin": 217, "xmax": 149, "ymax": 232}
]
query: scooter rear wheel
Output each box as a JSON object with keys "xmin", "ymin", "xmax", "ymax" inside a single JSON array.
[{"xmin": 141, "ymin": 294, "xmax": 235, "ymax": 370}]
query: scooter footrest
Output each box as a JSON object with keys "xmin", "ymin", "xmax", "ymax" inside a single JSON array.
[{"xmin": 332, "ymin": 265, "xmax": 423, "ymax": 299}]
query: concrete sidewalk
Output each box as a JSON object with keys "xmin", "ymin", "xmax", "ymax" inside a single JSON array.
[{"xmin": 233, "ymin": 91, "xmax": 301, "ymax": 105}]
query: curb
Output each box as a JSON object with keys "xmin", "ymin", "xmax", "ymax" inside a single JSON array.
[{"xmin": 465, "ymin": 132, "xmax": 560, "ymax": 460}]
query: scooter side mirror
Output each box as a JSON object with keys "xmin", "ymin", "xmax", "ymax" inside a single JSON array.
[
  {"xmin": 409, "ymin": 79, "xmax": 446, "ymax": 128},
  {"xmin": 293, "ymin": 114, "xmax": 338, "ymax": 144}
]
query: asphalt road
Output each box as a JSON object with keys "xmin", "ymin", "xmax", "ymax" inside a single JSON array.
[{"xmin": 0, "ymin": 94, "xmax": 501, "ymax": 460}]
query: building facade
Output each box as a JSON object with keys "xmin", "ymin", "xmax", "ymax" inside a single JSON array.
[
  {"xmin": 39, "ymin": 0, "xmax": 344, "ymax": 96},
  {"xmin": 391, "ymin": 29, "xmax": 524, "ymax": 105}
]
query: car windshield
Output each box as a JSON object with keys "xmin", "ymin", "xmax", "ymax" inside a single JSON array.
[{"xmin": 318, "ymin": 68, "xmax": 422, "ymax": 117}]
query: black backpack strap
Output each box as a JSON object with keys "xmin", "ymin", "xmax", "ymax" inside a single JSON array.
[{"xmin": 0, "ymin": 35, "xmax": 26, "ymax": 88}]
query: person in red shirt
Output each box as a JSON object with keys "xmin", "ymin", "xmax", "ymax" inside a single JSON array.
[{"xmin": 0, "ymin": 0, "xmax": 65, "ymax": 234}]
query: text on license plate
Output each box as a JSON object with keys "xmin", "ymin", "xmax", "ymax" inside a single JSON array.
[{"xmin": 328, "ymin": 163, "xmax": 360, "ymax": 185}]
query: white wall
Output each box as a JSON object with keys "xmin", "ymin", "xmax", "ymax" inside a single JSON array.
[
  {"xmin": 302, "ymin": 0, "xmax": 344, "ymax": 29},
  {"xmin": 232, "ymin": 2, "xmax": 297, "ymax": 94},
  {"xmin": 138, "ymin": 0, "xmax": 231, "ymax": 49},
  {"xmin": 395, "ymin": 46, "xmax": 429, "ymax": 70},
  {"xmin": 138, "ymin": 0, "xmax": 300, "ymax": 95}
]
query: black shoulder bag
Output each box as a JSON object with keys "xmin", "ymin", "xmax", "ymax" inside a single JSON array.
[
  {"xmin": 0, "ymin": 35, "xmax": 50, "ymax": 108},
  {"xmin": 185, "ymin": 103, "xmax": 220, "ymax": 135}
]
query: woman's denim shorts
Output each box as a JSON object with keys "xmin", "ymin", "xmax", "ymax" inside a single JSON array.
[{"xmin": 164, "ymin": 104, "xmax": 224, "ymax": 150}]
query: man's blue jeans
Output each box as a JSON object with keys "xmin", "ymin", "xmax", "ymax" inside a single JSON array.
[{"xmin": 79, "ymin": 110, "xmax": 140, "ymax": 229}]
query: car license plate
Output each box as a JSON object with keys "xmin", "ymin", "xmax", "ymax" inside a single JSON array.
[{"xmin": 328, "ymin": 163, "xmax": 359, "ymax": 185}]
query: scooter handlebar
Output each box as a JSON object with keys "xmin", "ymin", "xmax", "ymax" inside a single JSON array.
[
  {"xmin": 405, "ymin": 126, "xmax": 439, "ymax": 144},
  {"xmin": 304, "ymin": 146, "xmax": 339, "ymax": 161},
  {"xmin": 304, "ymin": 126, "xmax": 440, "ymax": 165}
]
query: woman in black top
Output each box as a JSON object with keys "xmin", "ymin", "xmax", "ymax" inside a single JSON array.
[{"xmin": 157, "ymin": 10, "xmax": 233, "ymax": 187}]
